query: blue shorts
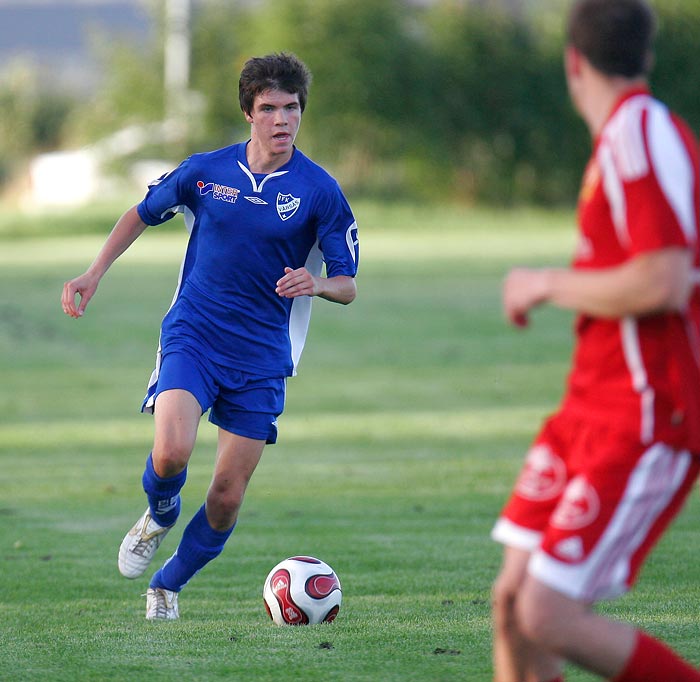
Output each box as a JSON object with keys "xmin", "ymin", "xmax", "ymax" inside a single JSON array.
[{"xmin": 153, "ymin": 350, "xmax": 286, "ymax": 444}]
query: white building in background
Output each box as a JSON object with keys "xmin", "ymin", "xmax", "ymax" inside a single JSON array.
[
  {"xmin": 1, "ymin": 0, "xmax": 190, "ymax": 207},
  {"xmin": 27, "ymin": 122, "xmax": 182, "ymax": 208},
  {"xmin": 29, "ymin": 150, "xmax": 100, "ymax": 207}
]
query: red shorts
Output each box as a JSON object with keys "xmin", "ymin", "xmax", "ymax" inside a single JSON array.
[{"xmin": 492, "ymin": 411, "xmax": 699, "ymax": 602}]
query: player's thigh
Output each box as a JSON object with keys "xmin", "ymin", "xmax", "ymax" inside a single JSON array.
[
  {"xmin": 492, "ymin": 545, "xmax": 532, "ymax": 622},
  {"xmin": 152, "ymin": 389, "xmax": 202, "ymax": 468},
  {"xmin": 494, "ymin": 545, "xmax": 531, "ymax": 596}
]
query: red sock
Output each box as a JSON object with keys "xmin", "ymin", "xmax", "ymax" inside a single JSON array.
[{"xmin": 613, "ymin": 631, "xmax": 700, "ymax": 682}]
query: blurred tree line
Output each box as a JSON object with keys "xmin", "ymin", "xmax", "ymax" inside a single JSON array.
[{"xmin": 2, "ymin": 0, "xmax": 700, "ymax": 206}]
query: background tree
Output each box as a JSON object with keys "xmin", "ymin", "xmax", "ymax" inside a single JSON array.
[{"xmin": 1, "ymin": 0, "xmax": 698, "ymax": 206}]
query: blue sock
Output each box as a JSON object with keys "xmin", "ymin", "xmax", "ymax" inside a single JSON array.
[
  {"xmin": 150, "ymin": 504, "xmax": 234, "ymax": 592},
  {"xmin": 142, "ymin": 453, "xmax": 187, "ymax": 527}
]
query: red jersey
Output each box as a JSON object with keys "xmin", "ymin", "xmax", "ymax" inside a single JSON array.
[{"xmin": 562, "ymin": 88, "xmax": 700, "ymax": 451}]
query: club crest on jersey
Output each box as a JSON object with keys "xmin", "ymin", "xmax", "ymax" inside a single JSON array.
[
  {"xmin": 276, "ymin": 193, "xmax": 301, "ymax": 221},
  {"xmin": 197, "ymin": 180, "xmax": 240, "ymax": 204}
]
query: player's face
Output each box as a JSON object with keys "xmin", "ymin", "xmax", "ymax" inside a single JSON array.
[{"xmin": 246, "ymin": 89, "xmax": 302, "ymax": 160}]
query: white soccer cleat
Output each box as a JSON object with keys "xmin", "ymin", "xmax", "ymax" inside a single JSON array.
[
  {"xmin": 118, "ymin": 508, "xmax": 172, "ymax": 579},
  {"xmin": 145, "ymin": 587, "xmax": 179, "ymax": 620}
]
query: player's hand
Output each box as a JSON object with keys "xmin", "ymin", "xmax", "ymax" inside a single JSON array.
[
  {"xmin": 61, "ymin": 272, "xmax": 99, "ymax": 318},
  {"xmin": 502, "ymin": 268, "xmax": 550, "ymax": 328},
  {"xmin": 275, "ymin": 266, "xmax": 319, "ymax": 299}
]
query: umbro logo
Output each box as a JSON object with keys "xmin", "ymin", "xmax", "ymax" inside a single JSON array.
[{"xmin": 245, "ymin": 196, "xmax": 268, "ymax": 205}]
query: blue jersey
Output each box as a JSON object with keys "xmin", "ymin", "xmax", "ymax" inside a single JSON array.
[{"xmin": 138, "ymin": 142, "xmax": 359, "ymax": 411}]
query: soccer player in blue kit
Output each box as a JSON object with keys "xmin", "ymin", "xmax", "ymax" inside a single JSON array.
[{"xmin": 61, "ymin": 53, "xmax": 359, "ymax": 620}]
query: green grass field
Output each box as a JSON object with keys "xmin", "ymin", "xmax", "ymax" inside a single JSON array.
[{"xmin": 1, "ymin": 201, "xmax": 699, "ymax": 681}]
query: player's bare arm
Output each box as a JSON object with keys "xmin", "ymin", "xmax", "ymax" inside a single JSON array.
[
  {"xmin": 275, "ymin": 266, "xmax": 356, "ymax": 304},
  {"xmin": 504, "ymin": 247, "xmax": 692, "ymax": 326},
  {"xmin": 62, "ymin": 205, "xmax": 148, "ymax": 318}
]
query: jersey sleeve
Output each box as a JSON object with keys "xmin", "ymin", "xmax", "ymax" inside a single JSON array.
[
  {"xmin": 137, "ymin": 157, "xmax": 192, "ymax": 226},
  {"xmin": 623, "ymin": 106, "xmax": 698, "ymax": 255},
  {"xmin": 314, "ymin": 182, "xmax": 359, "ymax": 278}
]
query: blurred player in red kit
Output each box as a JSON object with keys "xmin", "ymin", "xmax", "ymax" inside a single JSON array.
[{"xmin": 491, "ymin": 1, "xmax": 700, "ymax": 680}]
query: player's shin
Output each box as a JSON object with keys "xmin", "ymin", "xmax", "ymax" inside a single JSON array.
[
  {"xmin": 150, "ymin": 504, "xmax": 234, "ymax": 592},
  {"xmin": 612, "ymin": 631, "xmax": 700, "ymax": 682},
  {"xmin": 142, "ymin": 452, "xmax": 187, "ymax": 526}
]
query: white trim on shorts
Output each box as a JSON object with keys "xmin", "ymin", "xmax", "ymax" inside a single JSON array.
[{"xmin": 491, "ymin": 517, "xmax": 543, "ymax": 552}]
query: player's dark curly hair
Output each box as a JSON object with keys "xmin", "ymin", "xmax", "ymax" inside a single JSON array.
[
  {"xmin": 567, "ymin": 0, "xmax": 656, "ymax": 78},
  {"xmin": 239, "ymin": 52, "xmax": 312, "ymax": 116}
]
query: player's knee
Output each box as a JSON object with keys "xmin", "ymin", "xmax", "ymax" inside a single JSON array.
[
  {"xmin": 206, "ymin": 484, "xmax": 244, "ymax": 526},
  {"xmin": 152, "ymin": 443, "xmax": 192, "ymax": 476},
  {"xmin": 516, "ymin": 594, "xmax": 548, "ymax": 646},
  {"xmin": 515, "ymin": 580, "xmax": 568, "ymax": 651},
  {"xmin": 491, "ymin": 572, "xmax": 519, "ymax": 629}
]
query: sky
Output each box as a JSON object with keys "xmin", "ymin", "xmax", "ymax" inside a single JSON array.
[{"xmin": 0, "ymin": 0, "xmax": 153, "ymax": 93}]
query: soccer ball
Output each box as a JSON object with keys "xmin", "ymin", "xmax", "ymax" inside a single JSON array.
[{"xmin": 263, "ymin": 555, "xmax": 342, "ymax": 625}]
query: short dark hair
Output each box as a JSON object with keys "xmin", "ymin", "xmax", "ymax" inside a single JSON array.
[
  {"xmin": 567, "ymin": 0, "xmax": 656, "ymax": 78},
  {"xmin": 238, "ymin": 52, "xmax": 312, "ymax": 116}
]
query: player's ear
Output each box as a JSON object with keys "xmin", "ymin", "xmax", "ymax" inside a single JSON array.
[{"xmin": 564, "ymin": 45, "xmax": 582, "ymax": 79}]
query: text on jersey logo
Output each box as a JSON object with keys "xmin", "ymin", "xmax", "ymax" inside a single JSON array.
[
  {"xmin": 197, "ymin": 180, "xmax": 240, "ymax": 204},
  {"xmin": 277, "ymin": 193, "xmax": 301, "ymax": 221}
]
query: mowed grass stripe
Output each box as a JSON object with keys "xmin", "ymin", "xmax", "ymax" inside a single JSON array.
[{"xmin": 2, "ymin": 203, "xmax": 698, "ymax": 681}]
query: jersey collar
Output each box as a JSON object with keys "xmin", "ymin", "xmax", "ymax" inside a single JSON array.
[
  {"xmin": 599, "ymin": 85, "xmax": 651, "ymax": 135},
  {"xmin": 238, "ymin": 141, "xmax": 298, "ymax": 175},
  {"xmin": 609, "ymin": 85, "xmax": 650, "ymax": 116}
]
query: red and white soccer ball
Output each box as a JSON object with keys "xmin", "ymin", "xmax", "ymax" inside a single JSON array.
[{"xmin": 263, "ymin": 555, "xmax": 342, "ymax": 625}]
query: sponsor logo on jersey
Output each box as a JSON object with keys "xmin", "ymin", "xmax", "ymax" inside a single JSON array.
[
  {"xmin": 245, "ymin": 196, "xmax": 268, "ymax": 205},
  {"xmin": 551, "ymin": 475, "xmax": 600, "ymax": 530},
  {"xmin": 276, "ymin": 192, "xmax": 301, "ymax": 221},
  {"xmin": 197, "ymin": 180, "xmax": 240, "ymax": 204},
  {"xmin": 515, "ymin": 444, "xmax": 566, "ymax": 501}
]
